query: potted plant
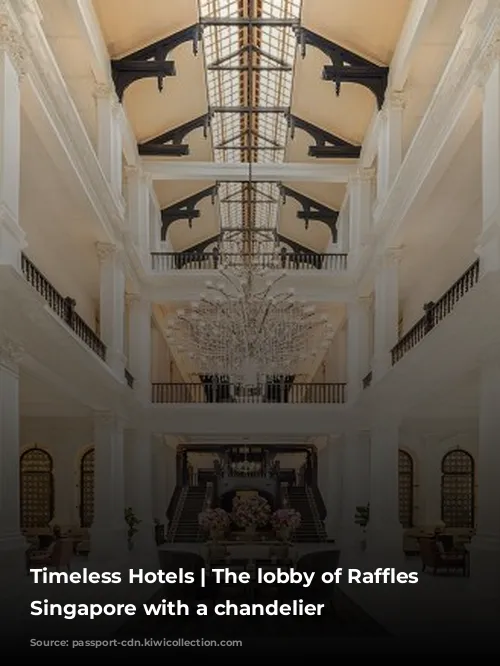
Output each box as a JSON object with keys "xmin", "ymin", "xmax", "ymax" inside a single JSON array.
[
  {"xmin": 198, "ymin": 508, "xmax": 230, "ymax": 542},
  {"xmin": 124, "ymin": 507, "xmax": 141, "ymax": 550},
  {"xmin": 270, "ymin": 508, "xmax": 301, "ymax": 542},
  {"xmin": 231, "ymin": 494, "xmax": 271, "ymax": 538},
  {"xmin": 355, "ymin": 504, "xmax": 370, "ymax": 551}
]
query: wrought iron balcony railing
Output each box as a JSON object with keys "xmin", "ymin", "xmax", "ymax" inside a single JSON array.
[
  {"xmin": 21, "ymin": 254, "xmax": 107, "ymax": 361},
  {"xmin": 391, "ymin": 259, "xmax": 480, "ymax": 365},
  {"xmin": 151, "ymin": 251, "xmax": 348, "ymax": 272},
  {"xmin": 152, "ymin": 382, "xmax": 346, "ymax": 404}
]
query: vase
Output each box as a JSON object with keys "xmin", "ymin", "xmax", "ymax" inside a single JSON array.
[
  {"xmin": 210, "ymin": 528, "xmax": 224, "ymax": 542},
  {"xmin": 244, "ymin": 524, "xmax": 257, "ymax": 540},
  {"xmin": 278, "ymin": 527, "xmax": 291, "ymax": 542}
]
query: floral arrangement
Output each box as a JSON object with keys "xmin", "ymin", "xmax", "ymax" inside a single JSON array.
[
  {"xmin": 198, "ymin": 508, "xmax": 230, "ymax": 533},
  {"xmin": 231, "ymin": 494, "xmax": 271, "ymax": 528},
  {"xmin": 270, "ymin": 508, "xmax": 301, "ymax": 531},
  {"xmin": 124, "ymin": 507, "xmax": 141, "ymax": 549}
]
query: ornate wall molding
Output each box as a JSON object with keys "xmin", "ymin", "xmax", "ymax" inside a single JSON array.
[
  {"xmin": 0, "ymin": 11, "xmax": 29, "ymax": 78},
  {"xmin": 0, "ymin": 334, "xmax": 24, "ymax": 368},
  {"xmin": 96, "ymin": 241, "xmax": 117, "ymax": 262}
]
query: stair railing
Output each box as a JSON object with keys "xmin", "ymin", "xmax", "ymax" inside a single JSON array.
[
  {"xmin": 305, "ymin": 485, "xmax": 327, "ymax": 542},
  {"xmin": 166, "ymin": 486, "xmax": 188, "ymax": 543}
]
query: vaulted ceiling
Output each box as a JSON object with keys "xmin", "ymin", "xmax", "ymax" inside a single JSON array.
[{"xmin": 93, "ymin": 0, "xmax": 410, "ymax": 255}]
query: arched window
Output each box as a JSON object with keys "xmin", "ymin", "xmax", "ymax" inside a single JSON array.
[
  {"xmin": 398, "ymin": 450, "xmax": 414, "ymax": 528},
  {"xmin": 80, "ymin": 448, "xmax": 95, "ymax": 528},
  {"xmin": 20, "ymin": 448, "xmax": 54, "ymax": 529},
  {"xmin": 441, "ymin": 450, "xmax": 474, "ymax": 528}
]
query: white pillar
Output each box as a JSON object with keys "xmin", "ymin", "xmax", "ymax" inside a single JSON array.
[
  {"xmin": 348, "ymin": 168, "xmax": 374, "ymax": 263},
  {"xmin": 152, "ymin": 435, "xmax": 168, "ymax": 524},
  {"xmin": 367, "ymin": 421, "xmax": 403, "ymax": 562},
  {"xmin": 339, "ymin": 431, "xmax": 370, "ymax": 553},
  {"xmin": 127, "ymin": 294, "xmax": 152, "ymax": 402},
  {"xmin": 125, "ymin": 166, "xmax": 151, "ymax": 255},
  {"xmin": 470, "ymin": 356, "xmax": 500, "ymax": 593},
  {"xmin": 97, "ymin": 243, "xmax": 125, "ymax": 378},
  {"xmin": 324, "ymin": 436, "xmax": 342, "ymax": 539},
  {"xmin": 95, "ymin": 83, "xmax": 122, "ymax": 202},
  {"xmin": 479, "ymin": 60, "xmax": 500, "ymax": 273},
  {"xmin": 373, "ymin": 249, "xmax": 400, "ymax": 380},
  {"xmin": 0, "ymin": 337, "xmax": 26, "ymax": 586},
  {"xmin": 0, "ymin": 30, "xmax": 25, "ymax": 270},
  {"xmin": 376, "ymin": 92, "xmax": 405, "ymax": 206},
  {"xmin": 127, "ymin": 427, "xmax": 157, "ymax": 564},
  {"xmin": 347, "ymin": 296, "xmax": 371, "ymax": 401},
  {"xmin": 90, "ymin": 412, "xmax": 128, "ymax": 566}
]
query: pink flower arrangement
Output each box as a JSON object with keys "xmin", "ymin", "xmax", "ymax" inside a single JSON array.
[
  {"xmin": 231, "ymin": 494, "xmax": 271, "ymax": 528},
  {"xmin": 270, "ymin": 508, "xmax": 301, "ymax": 531},
  {"xmin": 198, "ymin": 508, "xmax": 230, "ymax": 533}
]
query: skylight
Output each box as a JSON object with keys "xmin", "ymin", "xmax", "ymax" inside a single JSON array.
[{"xmin": 199, "ymin": 0, "xmax": 302, "ymax": 258}]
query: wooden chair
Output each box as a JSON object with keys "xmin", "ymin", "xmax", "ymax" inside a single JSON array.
[{"xmin": 419, "ymin": 537, "xmax": 469, "ymax": 576}]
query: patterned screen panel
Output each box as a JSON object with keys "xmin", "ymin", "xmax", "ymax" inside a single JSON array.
[
  {"xmin": 20, "ymin": 448, "xmax": 53, "ymax": 529},
  {"xmin": 398, "ymin": 450, "xmax": 413, "ymax": 528},
  {"xmin": 80, "ymin": 448, "xmax": 95, "ymax": 528},
  {"xmin": 441, "ymin": 450, "xmax": 474, "ymax": 528}
]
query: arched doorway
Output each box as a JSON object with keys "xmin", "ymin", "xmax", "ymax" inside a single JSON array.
[
  {"xmin": 441, "ymin": 450, "xmax": 474, "ymax": 527},
  {"xmin": 20, "ymin": 448, "xmax": 54, "ymax": 529},
  {"xmin": 80, "ymin": 448, "xmax": 95, "ymax": 528}
]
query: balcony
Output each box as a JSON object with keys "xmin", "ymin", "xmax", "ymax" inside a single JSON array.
[
  {"xmin": 391, "ymin": 259, "xmax": 480, "ymax": 365},
  {"xmin": 152, "ymin": 382, "xmax": 346, "ymax": 404},
  {"xmin": 151, "ymin": 251, "xmax": 348, "ymax": 273}
]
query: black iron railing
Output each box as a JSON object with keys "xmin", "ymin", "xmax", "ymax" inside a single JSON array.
[
  {"xmin": 21, "ymin": 254, "xmax": 106, "ymax": 361},
  {"xmin": 362, "ymin": 371, "xmax": 372, "ymax": 389},
  {"xmin": 152, "ymin": 382, "xmax": 346, "ymax": 404},
  {"xmin": 125, "ymin": 368, "xmax": 134, "ymax": 388},
  {"xmin": 392, "ymin": 259, "xmax": 480, "ymax": 365},
  {"xmin": 151, "ymin": 251, "xmax": 348, "ymax": 272}
]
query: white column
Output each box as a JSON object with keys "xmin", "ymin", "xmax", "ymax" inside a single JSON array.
[
  {"xmin": 125, "ymin": 166, "xmax": 151, "ymax": 254},
  {"xmin": 347, "ymin": 296, "xmax": 371, "ymax": 401},
  {"xmin": 376, "ymin": 92, "xmax": 405, "ymax": 206},
  {"xmin": 367, "ymin": 421, "xmax": 403, "ymax": 562},
  {"xmin": 324, "ymin": 436, "xmax": 342, "ymax": 539},
  {"xmin": 348, "ymin": 168, "xmax": 374, "ymax": 262},
  {"xmin": 373, "ymin": 249, "xmax": 400, "ymax": 380},
  {"xmin": 0, "ymin": 337, "xmax": 26, "ymax": 586},
  {"xmin": 479, "ymin": 60, "xmax": 500, "ymax": 273},
  {"xmin": 90, "ymin": 412, "xmax": 128, "ymax": 566},
  {"xmin": 339, "ymin": 431, "xmax": 370, "ymax": 553},
  {"xmin": 470, "ymin": 356, "xmax": 500, "ymax": 592},
  {"xmin": 95, "ymin": 84, "xmax": 122, "ymax": 201},
  {"xmin": 97, "ymin": 243, "xmax": 125, "ymax": 378},
  {"xmin": 0, "ymin": 26, "xmax": 25, "ymax": 270},
  {"xmin": 127, "ymin": 427, "xmax": 157, "ymax": 564},
  {"xmin": 152, "ymin": 435, "xmax": 168, "ymax": 524},
  {"xmin": 127, "ymin": 294, "xmax": 151, "ymax": 402}
]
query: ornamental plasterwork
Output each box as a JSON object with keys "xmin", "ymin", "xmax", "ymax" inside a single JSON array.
[
  {"xmin": 95, "ymin": 241, "xmax": 117, "ymax": 262},
  {"xmin": 0, "ymin": 11, "xmax": 29, "ymax": 78},
  {"xmin": 0, "ymin": 334, "xmax": 24, "ymax": 367}
]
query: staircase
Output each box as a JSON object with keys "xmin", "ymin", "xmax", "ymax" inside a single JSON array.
[
  {"xmin": 288, "ymin": 486, "xmax": 327, "ymax": 542},
  {"xmin": 168, "ymin": 486, "xmax": 206, "ymax": 542}
]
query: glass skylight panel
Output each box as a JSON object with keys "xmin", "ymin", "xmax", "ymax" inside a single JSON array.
[{"xmin": 199, "ymin": 0, "xmax": 302, "ymax": 259}]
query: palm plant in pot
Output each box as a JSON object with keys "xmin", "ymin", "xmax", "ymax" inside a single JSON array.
[
  {"xmin": 354, "ymin": 504, "xmax": 370, "ymax": 551},
  {"xmin": 124, "ymin": 507, "xmax": 141, "ymax": 550}
]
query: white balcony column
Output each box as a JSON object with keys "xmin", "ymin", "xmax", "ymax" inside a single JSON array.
[
  {"xmin": 127, "ymin": 293, "xmax": 152, "ymax": 402},
  {"xmin": 0, "ymin": 337, "xmax": 26, "ymax": 587},
  {"xmin": 127, "ymin": 426, "xmax": 157, "ymax": 564},
  {"xmin": 324, "ymin": 436, "xmax": 342, "ymax": 539},
  {"xmin": 470, "ymin": 354, "xmax": 500, "ymax": 594},
  {"xmin": 372, "ymin": 248, "xmax": 401, "ymax": 380},
  {"xmin": 348, "ymin": 168, "xmax": 375, "ymax": 263},
  {"xmin": 376, "ymin": 92, "xmax": 405, "ymax": 206},
  {"xmin": 339, "ymin": 431, "xmax": 370, "ymax": 554},
  {"xmin": 90, "ymin": 412, "xmax": 128, "ymax": 567},
  {"xmin": 367, "ymin": 420, "xmax": 403, "ymax": 563},
  {"xmin": 479, "ymin": 59, "xmax": 500, "ymax": 273},
  {"xmin": 125, "ymin": 166, "xmax": 150, "ymax": 254},
  {"xmin": 0, "ymin": 20, "xmax": 26, "ymax": 271},
  {"xmin": 97, "ymin": 242, "xmax": 125, "ymax": 378},
  {"xmin": 347, "ymin": 296, "xmax": 371, "ymax": 402},
  {"xmin": 95, "ymin": 83, "xmax": 122, "ymax": 201}
]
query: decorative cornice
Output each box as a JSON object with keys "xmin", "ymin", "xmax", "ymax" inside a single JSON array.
[
  {"xmin": 0, "ymin": 12, "xmax": 29, "ymax": 79},
  {"xmin": 96, "ymin": 241, "xmax": 117, "ymax": 262},
  {"xmin": 0, "ymin": 335, "xmax": 23, "ymax": 368}
]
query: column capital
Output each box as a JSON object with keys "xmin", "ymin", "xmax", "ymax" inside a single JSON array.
[
  {"xmin": 125, "ymin": 291, "xmax": 141, "ymax": 307},
  {"xmin": 0, "ymin": 334, "xmax": 23, "ymax": 369},
  {"xmin": 349, "ymin": 166, "xmax": 376, "ymax": 185},
  {"xmin": 94, "ymin": 81, "xmax": 116, "ymax": 100},
  {"xmin": 476, "ymin": 25, "xmax": 500, "ymax": 86},
  {"xmin": 386, "ymin": 90, "xmax": 406, "ymax": 110},
  {"xmin": 0, "ymin": 12, "xmax": 29, "ymax": 79},
  {"xmin": 96, "ymin": 241, "xmax": 118, "ymax": 262}
]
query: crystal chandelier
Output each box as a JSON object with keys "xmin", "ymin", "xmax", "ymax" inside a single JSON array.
[{"xmin": 165, "ymin": 266, "xmax": 334, "ymax": 386}]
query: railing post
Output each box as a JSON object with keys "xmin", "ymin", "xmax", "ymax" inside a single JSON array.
[
  {"xmin": 63, "ymin": 296, "xmax": 76, "ymax": 327},
  {"xmin": 423, "ymin": 301, "xmax": 435, "ymax": 333}
]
